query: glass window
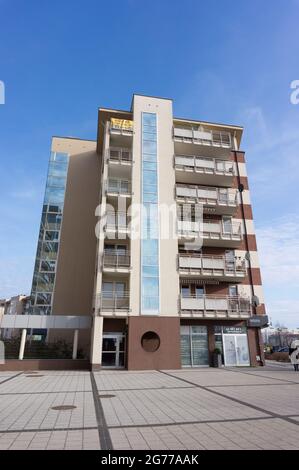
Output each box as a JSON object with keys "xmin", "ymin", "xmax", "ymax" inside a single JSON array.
[
  {"xmin": 36, "ymin": 293, "xmax": 52, "ymax": 305},
  {"xmin": 195, "ymin": 286, "xmax": 204, "ymax": 297},
  {"xmin": 40, "ymin": 260, "xmax": 56, "ymax": 272},
  {"xmin": 143, "ymin": 277, "xmax": 159, "ymax": 297},
  {"xmin": 44, "ymin": 187, "xmax": 65, "ymax": 204},
  {"xmin": 143, "ymin": 193, "xmax": 158, "ymax": 203},
  {"xmin": 229, "ymin": 285, "xmax": 237, "ymax": 296},
  {"xmin": 143, "ymin": 161, "xmax": 157, "ymax": 171},
  {"xmin": 142, "ymin": 266, "xmax": 159, "ymax": 277},
  {"xmin": 143, "ymin": 140, "xmax": 157, "ymax": 155},
  {"xmin": 48, "ymin": 162, "xmax": 68, "ymax": 178},
  {"xmin": 50, "ymin": 152, "xmax": 69, "ymax": 163},
  {"xmin": 181, "ymin": 286, "xmax": 190, "ymax": 298},
  {"xmin": 45, "ymin": 231, "xmax": 59, "ymax": 241}
]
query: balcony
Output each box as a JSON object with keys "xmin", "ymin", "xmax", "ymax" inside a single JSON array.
[
  {"xmin": 106, "ymin": 179, "xmax": 132, "ymax": 198},
  {"xmin": 173, "ymin": 127, "xmax": 233, "ymax": 157},
  {"xmin": 105, "ymin": 211, "xmax": 130, "ymax": 237},
  {"xmin": 177, "ymin": 220, "xmax": 243, "ymax": 248},
  {"xmin": 96, "ymin": 292, "xmax": 130, "ymax": 314},
  {"xmin": 108, "ymin": 147, "xmax": 132, "ymax": 165},
  {"xmin": 174, "ymin": 155, "xmax": 234, "ymax": 186},
  {"xmin": 180, "ymin": 294, "xmax": 251, "ymax": 319},
  {"xmin": 102, "ymin": 250, "xmax": 131, "ymax": 273},
  {"xmin": 178, "ymin": 254, "xmax": 246, "ymax": 282},
  {"xmin": 176, "ymin": 184, "xmax": 238, "ymax": 215},
  {"xmin": 110, "ymin": 118, "xmax": 133, "ymax": 136}
]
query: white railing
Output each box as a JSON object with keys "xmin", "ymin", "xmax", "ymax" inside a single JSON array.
[
  {"xmin": 106, "ymin": 179, "xmax": 132, "ymax": 195},
  {"xmin": 180, "ymin": 294, "xmax": 251, "ymax": 316},
  {"xmin": 177, "ymin": 220, "xmax": 242, "ymax": 240},
  {"xmin": 97, "ymin": 292, "xmax": 130, "ymax": 311},
  {"xmin": 176, "ymin": 184, "xmax": 238, "ymax": 206},
  {"xmin": 103, "ymin": 250, "xmax": 131, "ymax": 269},
  {"xmin": 174, "ymin": 155, "xmax": 234, "ymax": 175},
  {"xmin": 110, "ymin": 121, "xmax": 133, "ymax": 135},
  {"xmin": 178, "ymin": 253, "xmax": 246, "ymax": 277},
  {"xmin": 173, "ymin": 127, "xmax": 232, "ymax": 148},
  {"xmin": 108, "ymin": 147, "xmax": 132, "ymax": 163},
  {"xmin": 105, "ymin": 211, "xmax": 129, "ymax": 232}
]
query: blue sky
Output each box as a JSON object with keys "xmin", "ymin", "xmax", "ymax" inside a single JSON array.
[{"xmin": 0, "ymin": 0, "xmax": 299, "ymax": 327}]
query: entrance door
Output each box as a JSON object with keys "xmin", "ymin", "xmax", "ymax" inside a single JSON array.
[
  {"xmin": 223, "ymin": 334, "xmax": 250, "ymax": 366},
  {"xmin": 102, "ymin": 334, "xmax": 126, "ymax": 368}
]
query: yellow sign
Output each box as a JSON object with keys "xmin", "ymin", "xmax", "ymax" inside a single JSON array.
[{"xmin": 111, "ymin": 118, "xmax": 133, "ymax": 131}]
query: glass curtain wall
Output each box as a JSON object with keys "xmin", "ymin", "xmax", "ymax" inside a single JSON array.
[
  {"xmin": 29, "ymin": 152, "xmax": 69, "ymax": 315},
  {"xmin": 141, "ymin": 113, "xmax": 160, "ymax": 314}
]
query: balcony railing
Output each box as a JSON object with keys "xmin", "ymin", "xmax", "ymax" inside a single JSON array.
[
  {"xmin": 110, "ymin": 119, "xmax": 133, "ymax": 135},
  {"xmin": 173, "ymin": 127, "xmax": 233, "ymax": 149},
  {"xmin": 177, "ymin": 220, "xmax": 242, "ymax": 242},
  {"xmin": 106, "ymin": 179, "xmax": 132, "ymax": 196},
  {"xmin": 174, "ymin": 155, "xmax": 234, "ymax": 175},
  {"xmin": 97, "ymin": 292, "xmax": 130, "ymax": 312},
  {"xmin": 180, "ymin": 294, "xmax": 251, "ymax": 318},
  {"xmin": 105, "ymin": 211, "xmax": 129, "ymax": 233},
  {"xmin": 176, "ymin": 184, "xmax": 238, "ymax": 207},
  {"xmin": 108, "ymin": 147, "xmax": 132, "ymax": 164},
  {"xmin": 103, "ymin": 250, "xmax": 131, "ymax": 269},
  {"xmin": 178, "ymin": 253, "xmax": 246, "ymax": 279}
]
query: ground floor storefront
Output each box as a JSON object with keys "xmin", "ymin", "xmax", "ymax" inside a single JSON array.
[{"xmin": 95, "ymin": 316, "xmax": 264, "ymax": 370}]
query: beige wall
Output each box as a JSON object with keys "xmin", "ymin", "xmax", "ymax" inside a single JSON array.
[
  {"xmin": 51, "ymin": 137, "xmax": 100, "ymax": 317},
  {"xmin": 130, "ymin": 95, "xmax": 180, "ymax": 317}
]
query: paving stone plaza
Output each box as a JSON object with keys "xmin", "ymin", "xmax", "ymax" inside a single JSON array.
[{"xmin": 0, "ymin": 363, "xmax": 298, "ymax": 450}]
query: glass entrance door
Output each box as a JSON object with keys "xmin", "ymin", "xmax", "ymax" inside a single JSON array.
[
  {"xmin": 102, "ymin": 334, "xmax": 126, "ymax": 368},
  {"xmin": 223, "ymin": 334, "xmax": 250, "ymax": 366}
]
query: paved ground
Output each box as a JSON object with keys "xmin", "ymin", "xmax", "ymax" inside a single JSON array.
[{"xmin": 0, "ymin": 363, "xmax": 298, "ymax": 450}]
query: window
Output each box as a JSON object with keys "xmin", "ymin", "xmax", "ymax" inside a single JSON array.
[
  {"xmin": 223, "ymin": 216, "xmax": 232, "ymax": 233},
  {"xmin": 141, "ymin": 112, "xmax": 160, "ymax": 315},
  {"xmin": 181, "ymin": 286, "xmax": 190, "ymax": 298},
  {"xmin": 195, "ymin": 286, "xmax": 204, "ymax": 297},
  {"xmin": 229, "ymin": 285, "xmax": 237, "ymax": 296}
]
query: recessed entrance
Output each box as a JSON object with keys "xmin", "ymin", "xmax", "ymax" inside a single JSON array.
[{"xmin": 102, "ymin": 333, "xmax": 126, "ymax": 368}]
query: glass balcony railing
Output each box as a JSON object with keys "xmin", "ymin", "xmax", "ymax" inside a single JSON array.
[
  {"xmin": 96, "ymin": 292, "xmax": 130, "ymax": 311},
  {"xmin": 175, "ymin": 155, "xmax": 234, "ymax": 175},
  {"xmin": 176, "ymin": 184, "xmax": 238, "ymax": 207},
  {"xmin": 103, "ymin": 251, "xmax": 131, "ymax": 269},
  {"xmin": 180, "ymin": 294, "xmax": 251, "ymax": 318},
  {"xmin": 178, "ymin": 254, "xmax": 246, "ymax": 279},
  {"xmin": 173, "ymin": 127, "xmax": 233, "ymax": 149},
  {"xmin": 108, "ymin": 147, "xmax": 132, "ymax": 164}
]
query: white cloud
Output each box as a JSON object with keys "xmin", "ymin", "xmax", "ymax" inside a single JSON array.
[{"xmin": 256, "ymin": 215, "xmax": 299, "ymax": 328}]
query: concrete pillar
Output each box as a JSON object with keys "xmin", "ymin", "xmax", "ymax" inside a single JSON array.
[
  {"xmin": 90, "ymin": 316, "xmax": 103, "ymax": 369},
  {"xmin": 19, "ymin": 328, "xmax": 27, "ymax": 360},
  {"xmin": 72, "ymin": 329, "xmax": 79, "ymax": 360}
]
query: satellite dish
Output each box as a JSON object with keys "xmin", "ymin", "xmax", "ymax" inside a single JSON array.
[
  {"xmin": 238, "ymin": 184, "xmax": 244, "ymax": 192},
  {"xmin": 252, "ymin": 295, "xmax": 260, "ymax": 307},
  {"xmin": 245, "ymin": 252, "xmax": 251, "ymax": 261}
]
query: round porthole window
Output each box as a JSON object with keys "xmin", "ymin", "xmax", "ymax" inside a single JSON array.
[{"xmin": 141, "ymin": 331, "xmax": 160, "ymax": 352}]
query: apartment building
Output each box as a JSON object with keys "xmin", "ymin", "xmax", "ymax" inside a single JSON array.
[{"xmin": 25, "ymin": 94, "xmax": 267, "ymax": 370}]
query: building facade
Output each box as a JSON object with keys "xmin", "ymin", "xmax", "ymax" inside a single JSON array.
[{"xmin": 26, "ymin": 94, "xmax": 267, "ymax": 370}]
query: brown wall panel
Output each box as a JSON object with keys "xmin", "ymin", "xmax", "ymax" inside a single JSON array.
[{"xmin": 127, "ymin": 317, "xmax": 181, "ymax": 370}]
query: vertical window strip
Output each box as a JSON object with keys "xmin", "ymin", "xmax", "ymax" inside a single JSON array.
[
  {"xmin": 29, "ymin": 152, "xmax": 69, "ymax": 315},
  {"xmin": 141, "ymin": 113, "xmax": 160, "ymax": 314}
]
